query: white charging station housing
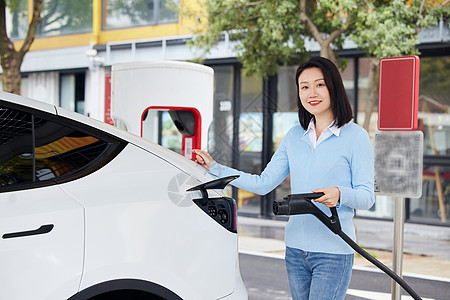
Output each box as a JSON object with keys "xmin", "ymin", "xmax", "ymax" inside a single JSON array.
[{"xmin": 111, "ymin": 60, "xmax": 214, "ymax": 159}]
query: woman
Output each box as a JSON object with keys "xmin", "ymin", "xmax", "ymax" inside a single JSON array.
[{"xmin": 194, "ymin": 56, "xmax": 374, "ymax": 300}]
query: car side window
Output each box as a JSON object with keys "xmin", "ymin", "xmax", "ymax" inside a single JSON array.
[
  {"xmin": 0, "ymin": 107, "xmax": 35, "ymax": 185},
  {"xmin": 0, "ymin": 104, "xmax": 126, "ymax": 191}
]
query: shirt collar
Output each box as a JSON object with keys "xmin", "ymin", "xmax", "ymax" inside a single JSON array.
[
  {"xmin": 329, "ymin": 122, "xmax": 341, "ymax": 136},
  {"xmin": 304, "ymin": 119, "xmax": 341, "ymax": 137},
  {"xmin": 304, "ymin": 120, "xmax": 315, "ymax": 136}
]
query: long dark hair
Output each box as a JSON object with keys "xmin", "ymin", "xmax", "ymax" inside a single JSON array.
[{"xmin": 295, "ymin": 57, "xmax": 353, "ymax": 130}]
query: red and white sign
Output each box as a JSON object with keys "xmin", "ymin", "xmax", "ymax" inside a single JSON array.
[
  {"xmin": 104, "ymin": 74, "xmax": 114, "ymax": 125},
  {"xmin": 378, "ymin": 56, "xmax": 420, "ymax": 131},
  {"xmin": 141, "ymin": 106, "xmax": 202, "ymax": 161}
]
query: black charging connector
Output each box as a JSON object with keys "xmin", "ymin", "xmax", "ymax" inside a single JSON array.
[
  {"xmin": 273, "ymin": 193, "xmax": 341, "ymax": 234},
  {"xmin": 273, "ymin": 193, "xmax": 422, "ymax": 300}
]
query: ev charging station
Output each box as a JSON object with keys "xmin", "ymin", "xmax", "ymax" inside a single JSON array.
[
  {"xmin": 375, "ymin": 55, "xmax": 423, "ymax": 300},
  {"xmin": 110, "ymin": 60, "xmax": 213, "ymax": 160}
]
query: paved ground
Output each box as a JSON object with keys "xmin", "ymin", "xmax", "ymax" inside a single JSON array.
[{"xmin": 237, "ymin": 216, "xmax": 450, "ymax": 280}]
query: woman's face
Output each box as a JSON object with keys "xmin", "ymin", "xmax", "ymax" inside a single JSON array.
[{"xmin": 298, "ymin": 67, "xmax": 333, "ymax": 121}]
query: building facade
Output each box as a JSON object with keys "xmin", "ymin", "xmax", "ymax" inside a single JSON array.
[{"xmin": 3, "ymin": 0, "xmax": 450, "ymax": 225}]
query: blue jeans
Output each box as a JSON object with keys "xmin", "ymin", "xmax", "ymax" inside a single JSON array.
[{"xmin": 285, "ymin": 246, "xmax": 353, "ymax": 300}]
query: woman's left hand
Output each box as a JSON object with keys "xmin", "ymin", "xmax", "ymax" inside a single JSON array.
[{"xmin": 312, "ymin": 187, "xmax": 340, "ymax": 208}]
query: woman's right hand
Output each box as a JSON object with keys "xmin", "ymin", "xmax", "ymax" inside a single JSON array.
[{"xmin": 193, "ymin": 149, "xmax": 215, "ymax": 171}]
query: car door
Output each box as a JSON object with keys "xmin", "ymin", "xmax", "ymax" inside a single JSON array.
[
  {"xmin": 0, "ymin": 100, "xmax": 125, "ymax": 300},
  {"xmin": 0, "ymin": 186, "xmax": 84, "ymax": 300},
  {"xmin": 0, "ymin": 103, "xmax": 87, "ymax": 299}
]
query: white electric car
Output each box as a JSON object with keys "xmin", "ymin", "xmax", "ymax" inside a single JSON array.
[{"xmin": 0, "ymin": 91, "xmax": 247, "ymax": 300}]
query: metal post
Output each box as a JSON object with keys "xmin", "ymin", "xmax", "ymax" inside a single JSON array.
[
  {"xmin": 391, "ymin": 196, "xmax": 405, "ymax": 300},
  {"xmin": 261, "ymin": 76, "xmax": 276, "ymax": 217}
]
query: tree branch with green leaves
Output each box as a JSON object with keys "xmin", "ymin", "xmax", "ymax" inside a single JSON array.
[
  {"xmin": 182, "ymin": 0, "xmax": 363, "ymax": 77},
  {"xmin": 349, "ymin": 0, "xmax": 449, "ymax": 130}
]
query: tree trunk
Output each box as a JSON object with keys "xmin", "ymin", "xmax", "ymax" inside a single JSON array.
[
  {"xmin": 1, "ymin": 50, "xmax": 22, "ymax": 94},
  {"xmin": 362, "ymin": 58, "xmax": 380, "ymax": 131},
  {"xmin": 299, "ymin": 0, "xmax": 345, "ymax": 66},
  {"xmin": 0, "ymin": 0, "xmax": 43, "ymax": 95},
  {"xmin": 319, "ymin": 43, "xmax": 337, "ymax": 64}
]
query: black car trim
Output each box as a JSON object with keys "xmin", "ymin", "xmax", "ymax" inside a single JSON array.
[
  {"xmin": 2, "ymin": 224, "xmax": 54, "ymax": 239},
  {"xmin": 187, "ymin": 175, "xmax": 239, "ymax": 205},
  {"xmin": 68, "ymin": 279, "xmax": 183, "ymax": 300}
]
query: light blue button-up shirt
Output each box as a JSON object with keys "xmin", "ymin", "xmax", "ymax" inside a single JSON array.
[{"xmin": 209, "ymin": 122, "xmax": 374, "ymax": 254}]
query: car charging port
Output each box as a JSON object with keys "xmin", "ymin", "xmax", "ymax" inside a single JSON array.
[
  {"xmin": 193, "ymin": 198, "xmax": 234, "ymax": 232},
  {"xmin": 187, "ymin": 176, "xmax": 239, "ymax": 233},
  {"xmin": 218, "ymin": 208, "xmax": 228, "ymax": 224},
  {"xmin": 208, "ymin": 205, "xmax": 217, "ymax": 217}
]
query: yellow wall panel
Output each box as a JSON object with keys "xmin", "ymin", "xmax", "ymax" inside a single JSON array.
[
  {"xmin": 16, "ymin": 33, "xmax": 96, "ymax": 51},
  {"xmin": 14, "ymin": 23, "xmax": 190, "ymax": 51}
]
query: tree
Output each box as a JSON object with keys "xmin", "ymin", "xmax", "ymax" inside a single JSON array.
[
  {"xmin": 0, "ymin": 0, "xmax": 43, "ymax": 95},
  {"xmin": 180, "ymin": 0, "xmax": 363, "ymax": 77},
  {"xmin": 181, "ymin": 0, "xmax": 306, "ymax": 77},
  {"xmin": 181, "ymin": 0, "xmax": 448, "ymax": 129},
  {"xmin": 298, "ymin": 0, "xmax": 359, "ymax": 64},
  {"xmin": 349, "ymin": 0, "xmax": 449, "ymax": 130}
]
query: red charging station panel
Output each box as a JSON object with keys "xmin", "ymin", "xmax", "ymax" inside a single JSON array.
[
  {"xmin": 378, "ymin": 56, "xmax": 420, "ymax": 131},
  {"xmin": 141, "ymin": 106, "xmax": 202, "ymax": 161}
]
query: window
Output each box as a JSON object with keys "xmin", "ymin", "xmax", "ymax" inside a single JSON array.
[
  {"xmin": 356, "ymin": 57, "xmax": 376, "ymax": 131},
  {"xmin": 5, "ymin": 0, "xmax": 28, "ymax": 40},
  {"xmin": 209, "ymin": 65, "xmax": 234, "ymax": 166},
  {"xmin": 273, "ymin": 65, "xmax": 299, "ymax": 202},
  {"xmin": 0, "ymin": 108, "xmax": 34, "ymax": 185},
  {"xmin": 0, "ymin": 103, "xmax": 126, "ymax": 192},
  {"xmin": 102, "ymin": 0, "xmax": 178, "ymax": 30},
  {"xmin": 36, "ymin": 0, "xmax": 93, "ymax": 37},
  {"xmin": 410, "ymin": 55, "xmax": 450, "ymax": 225},
  {"xmin": 60, "ymin": 73, "xmax": 85, "ymax": 114},
  {"xmin": 419, "ymin": 56, "xmax": 450, "ymax": 157},
  {"xmin": 238, "ymin": 69, "xmax": 263, "ymax": 214}
]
